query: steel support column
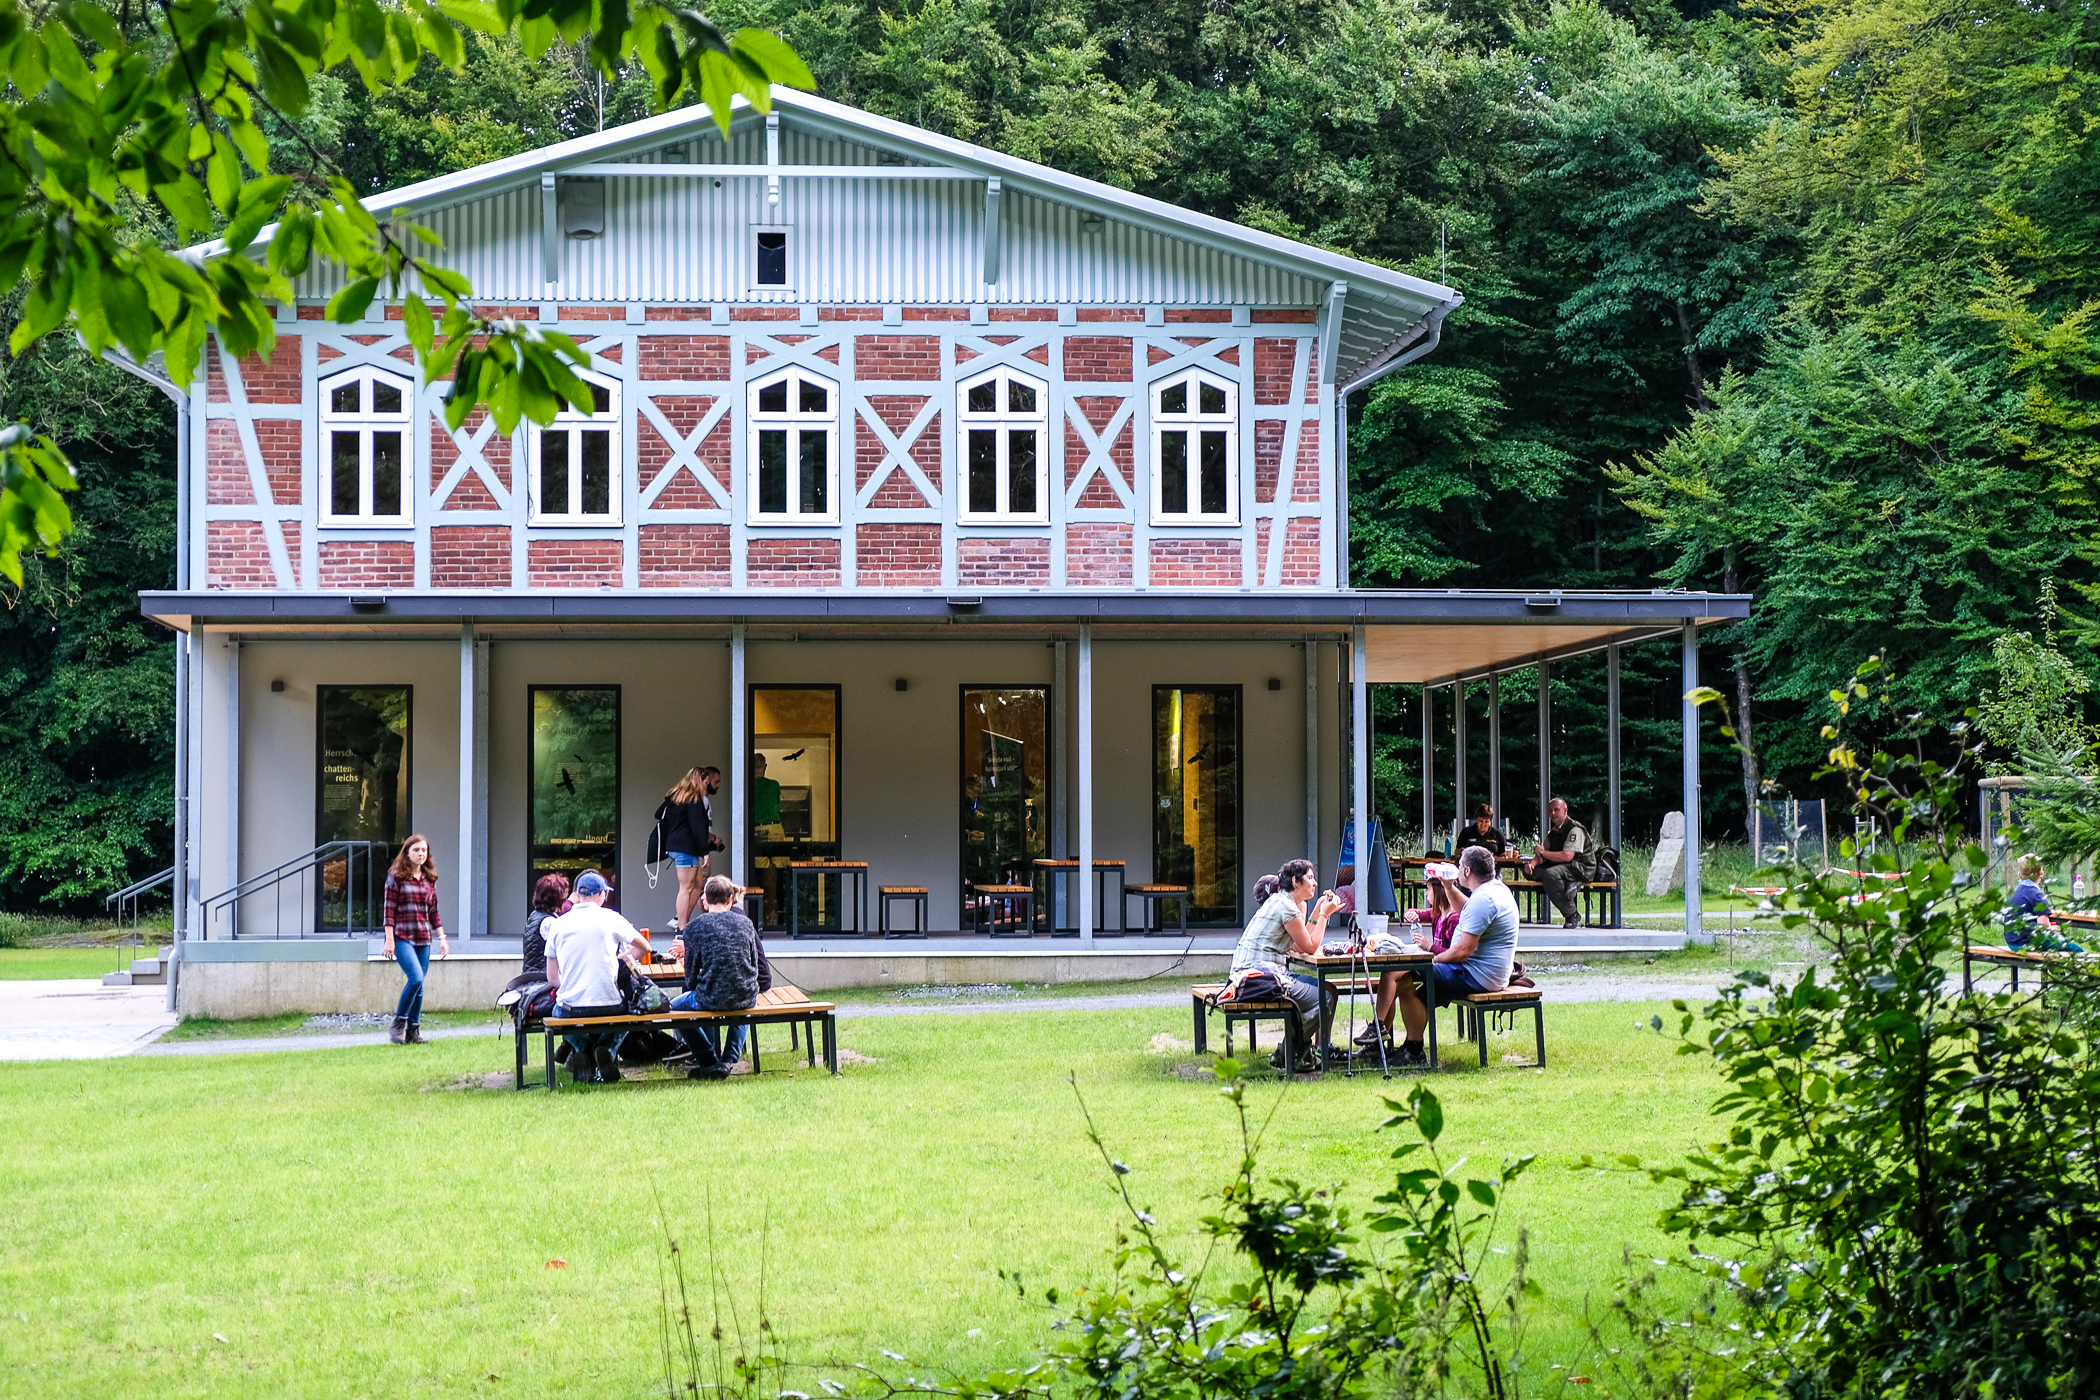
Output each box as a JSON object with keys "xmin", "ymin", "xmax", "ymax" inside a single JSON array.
[
  {"xmin": 1607, "ymin": 645, "xmax": 1622, "ymax": 928},
  {"xmin": 1488, "ymin": 672, "xmax": 1502, "ymax": 829},
  {"xmin": 1353, "ymin": 626, "xmax": 1369, "ymax": 893},
  {"xmin": 1305, "ymin": 639, "xmax": 1320, "ymax": 868},
  {"xmin": 1537, "ymin": 660, "xmax": 1552, "ymax": 841},
  {"xmin": 730, "ymin": 625, "xmax": 747, "ymax": 890},
  {"xmin": 1682, "ymin": 623, "xmax": 1706, "ymax": 944},
  {"xmin": 1420, "ymin": 684, "xmax": 1435, "ymax": 850},
  {"xmin": 1078, "ymin": 623, "xmax": 1095, "ymax": 947},
  {"xmin": 1453, "ymin": 682, "xmax": 1468, "ymax": 840},
  {"xmin": 1053, "ymin": 640, "xmax": 1069, "ymax": 860},
  {"xmin": 456, "ymin": 623, "xmax": 484, "ymax": 939}
]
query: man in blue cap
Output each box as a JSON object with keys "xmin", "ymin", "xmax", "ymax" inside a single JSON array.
[{"xmin": 544, "ymin": 869, "xmax": 636, "ymax": 1084}]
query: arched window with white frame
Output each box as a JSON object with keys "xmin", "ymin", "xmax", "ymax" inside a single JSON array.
[
  {"xmin": 530, "ymin": 371, "xmax": 621, "ymax": 524},
  {"xmin": 958, "ymin": 366, "xmax": 1047, "ymax": 522},
  {"xmin": 749, "ymin": 368, "xmax": 837, "ymax": 522},
  {"xmin": 1150, "ymin": 369, "xmax": 1237, "ymax": 523},
  {"xmin": 319, "ymin": 366, "xmax": 413, "ymax": 526}
]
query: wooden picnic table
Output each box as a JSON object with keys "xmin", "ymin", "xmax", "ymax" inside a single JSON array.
[{"xmin": 1285, "ymin": 947, "xmax": 1438, "ymax": 1074}]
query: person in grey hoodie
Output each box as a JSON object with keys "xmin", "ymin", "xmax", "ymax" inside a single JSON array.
[{"xmin": 667, "ymin": 875, "xmax": 772, "ymax": 1080}]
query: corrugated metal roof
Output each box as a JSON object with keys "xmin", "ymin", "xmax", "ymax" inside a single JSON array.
[{"xmin": 237, "ymin": 90, "xmax": 1457, "ymax": 382}]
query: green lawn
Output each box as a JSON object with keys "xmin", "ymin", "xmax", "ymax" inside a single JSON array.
[
  {"xmin": 0, "ymin": 998, "xmax": 1720, "ymax": 1399},
  {"xmin": 0, "ymin": 947, "xmax": 154, "ymax": 980}
]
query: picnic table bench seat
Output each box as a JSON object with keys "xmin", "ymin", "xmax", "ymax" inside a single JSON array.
[
  {"xmin": 521, "ymin": 985, "xmax": 839, "ymax": 1088},
  {"xmin": 1448, "ymin": 987, "xmax": 1545, "ymax": 1068},
  {"xmin": 1962, "ymin": 943, "xmax": 2075, "ymax": 994},
  {"xmin": 1190, "ymin": 983, "xmax": 1308, "ymax": 1072}
]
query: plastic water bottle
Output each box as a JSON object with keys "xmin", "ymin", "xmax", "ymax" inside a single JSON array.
[{"xmin": 2076, "ymin": 875, "xmax": 2086, "ymax": 909}]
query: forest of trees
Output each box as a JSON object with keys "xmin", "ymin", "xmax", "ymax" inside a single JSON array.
[{"xmin": 0, "ymin": 0, "xmax": 2094, "ymax": 908}]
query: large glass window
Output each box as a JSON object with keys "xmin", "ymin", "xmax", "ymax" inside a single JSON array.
[
  {"xmin": 1153, "ymin": 686, "xmax": 1242, "ymax": 926},
  {"xmin": 960, "ymin": 687, "xmax": 1050, "ymax": 916},
  {"xmin": 531, "ymin": 372, "xmax": 621, "ymax": 524},
  {"xmin": 958, "ymin": 368, "xmax": 1048, "ymax": 522},
  {"xmin": 316, "ymin": 686, "xmax": 411, "ymax": 930},
  {"xmin": 319, "ymin": 367, "xmax": 412, "ymax": 526},
  {"xmin": 1150, "ymin": 370, "xmax": 1237, "ymax": 523},
  {"xmin": 748, "ymin": 369, "xmax": 836, "ymax": 522},
  {"xmin": 529, "ymin": 686, "xmax": 621, "ymax": 909},
  {"xmin": 749, "ymin": 685, "xmax": 840, "ymax": 928}
]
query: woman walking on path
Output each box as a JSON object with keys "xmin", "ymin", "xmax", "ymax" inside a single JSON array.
[
  {"xmin": 383, "ymin": 834, "xmax": 447, "ymax": 1044},
  {"xmin": 661, "ymin": 767, "xmax": 723, "ymax": 927}
]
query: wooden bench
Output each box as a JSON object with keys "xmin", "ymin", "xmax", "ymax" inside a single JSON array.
[
  {"xmin": 1127, "ymin": 884, "xmax": 1189, "ymax": 936},
  {"xmin": 879, "ymin": 885, "xmax": 929, "ymax": 938},
  {"xmin": 1580, "ymin": 880, "xmax": 1618, "ymax": 928},
  {"xmin": 1962, "ymin": 943, "xmax": 2068, "ymax": 995},
  {"xmin": 1506, "ymin": 879, "xmax": 1544, "ymax": 923},
  {"xmin": 523, "ymin": 985, "xmax": 839, "ymax": 1088},
  {"xmin": 972, "ymin": 883, "xmax": 1035, "ymax": 937},
  {"xmin": 1449, "ymin": 988, "xmax": 1545, "ymax": 1068},
  {"xmin": 1191, "ymin": 984, "xmax": 1306, "ymax": 1072}
]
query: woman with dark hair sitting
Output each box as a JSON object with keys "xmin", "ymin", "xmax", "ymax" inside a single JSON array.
[
  {"xmin": 521, "ymin": 873, "xmax": 571, "ymax": 979},
  {"xmin": 1230, "ymin": 858, "xmax": 1342, "ymax": 1070}
]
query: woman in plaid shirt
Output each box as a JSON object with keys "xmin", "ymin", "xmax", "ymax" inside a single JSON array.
[{"xmin": 383, "ymin": 835, "xmax": 448, "ymax": 1044}]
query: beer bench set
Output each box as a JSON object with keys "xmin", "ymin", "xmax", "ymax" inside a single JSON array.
[
  {"xmin": 1189, "ymin": 975, "xmax": 1546, "ymax": 1073},
  {"xmin": 518, "ymin": 985, "xmax": 840, "ymax": 1089}
]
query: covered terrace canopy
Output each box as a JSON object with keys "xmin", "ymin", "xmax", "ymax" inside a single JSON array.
[{"xmin": 141, "ymin": 586, "xmax": 1747, "ymax": 942}]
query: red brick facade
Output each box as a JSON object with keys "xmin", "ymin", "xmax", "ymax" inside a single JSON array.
[
  {"xmin": 958, "ymin": 536, "xmax": 1051, "ymax": 586},
  {"xmin": 528, "ymin": 539, "xmax": 623, "ymax": 587},
  {"xmin": 1064, "ymin": 337, "xmax": 1133, "ymax": 382},
  {"xmin": 639, "ymin": 524, "xmax": 732, "ymax": 586},
  {"xmin": 748, "ymin": 537, "xmax": 842, "ymax": 588},
  {"xmin": 431, "ymin": 526, "xmax": 511, "ymax": 586},
  {"xmin": 1282, "ymin": 518, "xmax": 1324, "ymax": 586},
  {"xmin": 1066, "ymin": 524, "xmax": 1133, "ymax": 585},
  {"xmin": 206, "ymin": 521, "xmax": 275, "ymax": 588},
  {"xmin": 641, "ymin": 336, "xmax": 732, "ymax": 381},
  {"xmin": 1150, "ymin": 537, "xmax": 1244, "ymax": 587},
  {"xmin": 319, "ymin": 541, "xmax": 415, "ymax": 588},
  {"xmin": 855, "ymin": 336, "xmax": 943, "ymax": 381},
  {"xmin": 207, "ymin": 339, "xmax": 302, "ymax": 404},
  {"xmin": 857, "ymin": 396, "xmax": 940, "ymax": 505},
  {"xmin": 856, "ymin": 523, "xmax": 942, "ymax": 585}
]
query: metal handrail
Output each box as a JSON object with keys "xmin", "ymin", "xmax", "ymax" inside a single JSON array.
[
  {"xmin": 198, "ymin": 840, "xmax": 390, "ymax": 939},
  {"xmin": 105, "ymin": 866, "xmax": 176, "ymax": 930}
]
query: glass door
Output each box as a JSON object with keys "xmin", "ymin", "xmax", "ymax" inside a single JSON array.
[
  {"xmin": 315, "ymin": 686, "xmax": 411, "ymax": 931},
  {"xmin": 960, "ymin": 687, "xmax": 1050, "ymax": 923},
  {"xmin": 529, "ymin": 686, "xmax": 622, "ymax": 909},
  {"xmin": 1152, "ymin": 686, "xmax": 1242, "ymax": 926},
  {"xmin": 749, "ymin": 686, "xmax": 840, "ymax": 928}
]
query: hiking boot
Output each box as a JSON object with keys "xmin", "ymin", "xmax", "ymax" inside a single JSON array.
[
  {"xmin": 1564, "ymin": 911, "xmax": 1585, "ymax": 929},
  {"xmin": 389, "ymin": 1017, "xmax": 407, "ymax": 1045},
  {"xmin": 405, "ymin": 1021, "xmax": 426, "ymax": 1044},
  {"xmin": 553, "ymin": 1040, "xmax": 572, "ymax": 1065},
  {"xmin": 1392, "ymin": 1042, "xmax": 1429, "ymax": 1067},
  {"xmin": 592, "ymin": 1046, "xmax": 620, "ymax": 1083},
  {"xmin": 1353, "ymin": 1020, "xmax": 1389, "ymax": 1048},
  {"xmin": 688, "ymin": 1065, "xmax": 730, "ymax": 1081}
]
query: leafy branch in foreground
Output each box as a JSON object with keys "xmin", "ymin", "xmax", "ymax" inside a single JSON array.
[{"xmin": 0, "ymin": 0, "xmax": 813, "ymax": 575}]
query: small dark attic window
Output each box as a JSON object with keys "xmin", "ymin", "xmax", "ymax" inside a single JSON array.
[{"xmin": 756, "ymin": 231, "xmax": 788, "ymax": 285}]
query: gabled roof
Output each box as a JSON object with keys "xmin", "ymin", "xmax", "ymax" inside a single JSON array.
[{"xmin": 199, "ymin": 89, "xmax": 1460, "ymax": 387}]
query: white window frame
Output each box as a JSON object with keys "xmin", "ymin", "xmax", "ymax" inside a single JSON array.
[
  {"xmin": 751, "ymin": 223, "xmax": 794, "ymax": 293},
  {"xmin": 957, "ymin": 366, "xmax": 1050, "ymax": 524},
  {"xmin": 747, "ymin": 367, "xmax": 838, "ymax": 524},
  {"xmin": 318, "ymin": 366, "xmax": 415, "ymax": 527},
  {"xmin": 1149, "ymin": 368, "xmax": 1239, "ymax": 525},
  {"xmin": 528, "ymin": 369, "xmax": 623, "ymax": 526}
]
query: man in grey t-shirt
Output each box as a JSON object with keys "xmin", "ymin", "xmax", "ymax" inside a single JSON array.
[{"xmin": 1388, "ymin": 845, "xmax": 1517, "ymax": 1066}]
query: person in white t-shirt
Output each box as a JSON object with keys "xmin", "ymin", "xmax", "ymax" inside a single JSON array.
[
  {"xmin": 545, "ymin": 869, "xmax": 636, "ymax": 1084},
  {"xmin": 1387, "ymin": 845, "xmax": 1518, "ymax": 1066}
]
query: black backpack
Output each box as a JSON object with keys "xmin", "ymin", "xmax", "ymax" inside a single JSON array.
[{"xmin": 646, "ymin": 797, "xmax": 672, "ymax": 868}]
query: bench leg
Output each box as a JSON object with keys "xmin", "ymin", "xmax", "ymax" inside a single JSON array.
[
  {"xmin": 1193, "ymin": 998, "xmax": 1208, "ymax": 1055},
  {"xmin": 824, "ymin": 1013, "xmax": 838, "ymax": 1074},
  {"xmin": 1534, "ymin": 1004, "xmax": 1545, "ymax": 1068},
  {"xmin": 751, "ymin": 1026, "xmax": 762, "ymax": 1074},
  {"xmin": 1282, "ymin": 1018, "xmax": 1296, "ymax": 1075},
  {"xmin": 515, "ymin": 1028, "xmax": 526, "ymax": 1091},
  {"xmin": 1478, "ymin": 1012, "xmax": 1489, "ymax": 1068},
  {"xmin": 545, "ymin": 1027, "xmax": 557, "ymax": 1092}
]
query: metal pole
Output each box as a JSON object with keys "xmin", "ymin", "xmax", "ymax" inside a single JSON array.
[
  {"xmin": 1078, "ymin": 622, "xmax": 1094, "ymax": 947},
  {"xmin": 456, "ymin": 622, "xmax": 477, "ymax": 940},
  {"xmin": 1488, "ymin": 672, "xmax": 1501, "ymax": 830},
  {"xmin": 1053, "ymin": 640, "xmax": 1068, "ymax": 860},
  {"xmin": 1420, "ymin": 683, "xmax": 1434, "ymax": 852},
  {"xmin": 1453, "ymin": 681, "xmax": 1467, "ymax": 844},
  {"xmin": 1683, "ymin": 623, "xmax": 1706, "ymax": 944},
  {"xmin": 1353, "ymin": 626, "xmax": 1369, "ymax": 901},
  {"xmin": 1607, "ymin": 646, "xmax": 1622, "ymax": 928},
  {"xmin": 1305, "ymin": 639, "xmax": 1319, "ymax": 866},
  {"xmin": 1536, "ymin": 660, "xmax": 1551, "ymax": 842},
  {"xmin": 730, "ymin": 625, "xmax": 747, "ymax": 891}
]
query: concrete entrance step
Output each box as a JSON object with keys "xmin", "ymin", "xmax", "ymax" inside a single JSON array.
[{"xmin": 101, "ymin": 951, "xmax": 172, "ymax": 987}]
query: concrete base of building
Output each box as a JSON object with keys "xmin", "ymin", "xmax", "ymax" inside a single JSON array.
[
  {"xmin": 175, "ymin": 948, "xmax": 519, "ymax": 1020},
  {"xmin": 768, "ymin": 947, "xmax": 1237, "ymax": 990}
]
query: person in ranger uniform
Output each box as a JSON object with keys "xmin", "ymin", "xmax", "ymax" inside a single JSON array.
[{"xmin": 1522, "ymin": 796, "xmax": 1596, "ymax": 927}]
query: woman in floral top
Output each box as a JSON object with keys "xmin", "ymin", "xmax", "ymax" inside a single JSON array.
[{"xmin": 383, "ymin": 834, "xmax": 447, "ymax": 1044}]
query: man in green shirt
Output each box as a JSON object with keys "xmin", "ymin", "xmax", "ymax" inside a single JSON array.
[
  {"xmin": 1522, "ymin": 796, "xmax": 1597, "ymax": 928},
  {"xmin": 752, "ymin": 752, "xmax": 783, "ymax": 828}
]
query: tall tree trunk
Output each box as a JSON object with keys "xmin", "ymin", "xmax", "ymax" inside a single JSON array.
[
  {"xmin": 1675, "ymin": 301, "xmax": 1712, "ymax": 412},
  {"xmin": 1723, "ymin": 545, "xmax": 1761, "ymax": 827}
]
